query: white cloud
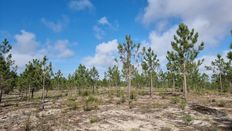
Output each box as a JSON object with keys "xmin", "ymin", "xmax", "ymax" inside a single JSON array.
[
  {"xmin": 41, "ymin": 16, "xmax": 69, "ymax": 33},
  {"xmin": 83, "ymin": 39, "xmax": 118, "ymax": 78},
  {"xmin": 141, "ymin": 0, "xmax": 232, "ymax": 46},
  {"xmin": 98, "ymin": 17, "xmax": 111, "ymax": 26},
  {"xmin": 54, "ymin": 40, "xmax": 74, "ymax": 58},
  {"xmin": 93, "ymin": 25, "xmax": 104, "ymax": 40},
  {"xmin": 68, "ymin": 0, "xmax": 93, "ymax": 11},
  {"xmin": 83, "ymin": 39, "xmax": 118, "ymax": 67},
  {"xmin": 12, "ymin": 30, "xmax": 75, "ymax": 70},
  {"xmin": 14, "ymin": 30, "xmax": 38, "ymax": 54},
  {"xmin": 93, "ymin": 17, "xmax": 118, "ymax": 40},
  {"xmin": 142, "ymin": 26, "xmax": 177, "ymax": 70}
]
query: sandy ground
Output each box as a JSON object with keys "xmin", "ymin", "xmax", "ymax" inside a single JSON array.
[{"xmin": 0, "ymin": 91, "xmax": 232, "ymax": 131}]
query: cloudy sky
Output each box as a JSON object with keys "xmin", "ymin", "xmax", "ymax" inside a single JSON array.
[{"xmin": 0, "ymin": 0, "xmax": 231, "ymax": 77}]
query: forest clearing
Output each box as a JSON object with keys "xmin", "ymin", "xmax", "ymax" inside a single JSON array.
[{"xmin": 1, "ymin": 89, "xmax": 232, "ymax": 131}]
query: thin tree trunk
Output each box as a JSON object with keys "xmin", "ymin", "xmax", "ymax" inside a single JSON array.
[
  {"xmin": 172, "ymin": 77, "xmax": 175, "ymax": 92},
  {"xmin": 229, "ymin": 81, "xmax": 232, "ymax": 93},
  {"xmin": 27, "ymin": 84, "xmax": 30, "ymax": 102},
  {"xmin": 45, "ymin": 89, "xmax": 48, "ymax": 98},
  {"xmin": 219, "ymin": 73, "xmax": 223, "ymax": 92},
  {"xmin": 41, "ymin": 75, "xmax": 45, "ymax": 110},
  {"xmin": 183, "ymin": 62, "xmax": 187, "ymax": 100},
  {"xmin": 128, "ymin": 65, "xmax": 131, "ymax": 100},
  {"xmin": 150, "ymin": 73, "xmax": 153, "ymax": 97},
  {"xmin": 92, "ymin": 84, "xmax": 95, "ymax": 94},
  {"xmin": 0, "ymin": 88, "xmax": 2, "ymax": 103},
  {"xmin": 31, "ymin": 88, "xmax": 34, "ymax": 98}
]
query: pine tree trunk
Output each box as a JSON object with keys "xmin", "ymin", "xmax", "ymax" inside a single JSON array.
[
  {"xmin": 183, "ymin": 62, "xmax": 187, "ymax": 100},
  {"xmin": 27, "ymin": 84, "xmax": 30, "ymax": 102},
  {"xmin": 150, "ymin": 73, "xmax": 153, "ymax": 97},
  {"xmin": 229, "ymin": 81, "xmax": 232, "ymax": 93},
  {"xmin": 45, "ymin": 89, "xmax": 48, "ymax": 98},
  {"xmin": 219, "ymin": 73, "xmax": 223, "ymax": 92},
  {"xmin": 172, "ymin": 77, "xmax": 175, "ymax": 92},
  {"xmin": 31, "ymin": 88, "xmax": 34, "ymax": 99},
  {"xmin": 92, "ymin": 84, "xmax": 95, "ymax": 94},
  {"xmin": 0, "ymin": 88, "xmax": 2, "ymax": 103},
  {"xmin": 128, "ymin": 65, "xmax": 131, "ymax": 100},
  {"xmin": 41, "ymin": 75, "xmax": 45, "ymax": 110}
]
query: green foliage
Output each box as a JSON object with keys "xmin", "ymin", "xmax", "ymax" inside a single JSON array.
[
  {"xmin": 117, "ymin": 35, "xmax": 140, "ymax": 101},
  {"xmin": 0, "ymin": 39, "xmax": 17, "ymax": 102},
  {"xmin": 130, "ymin": 89, "xmax": 137, "ymax": 100},
  {"xmin": 171, "ymin": 96, "xmax": 181, "ymax": 104},
  {"xmin": 167, "ymin": 23, "xmax": 204, "ymax": 98},
  {"xmin": 90, "ymin": 116, "xmax": 100, "ymax": 123},
  {"xmin": 179, "ymin": 99, "xmax": 187, "ymax": 110},
  {"xmin": 182, "ymin": 114, "xmax": 193, "ymax": 125},
  {"xmin": 83, "ymin": 95, "xmax": 100, "ymax": 111},
  {"xmin": 106, "ymin": 65, "xmax": 120, "ymax": 87}
]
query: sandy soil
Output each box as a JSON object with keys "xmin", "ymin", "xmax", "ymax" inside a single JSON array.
[{"xmin": 0, "ymin": 91, "xmax": 232, "ymax": 131}]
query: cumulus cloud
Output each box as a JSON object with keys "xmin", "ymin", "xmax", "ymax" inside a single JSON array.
[
  {"xmin": 83, "ymin": 39, "xmax": 118, "ymax": 67},
  {"xmin": 68, "ymin": 0, "xmax": 94, "ymax": 11},
  {"xmin": 14, "ymin": 30, "xmax": 38, "ymax": 54},
  {"xmin": 138, "ymin": 0, "xmax": 232, "ymax": 71},
  {"xmin": 12, "ymin": 30, "xmax": 75, "ymax": 69},
  {"xmin": 141, "ymin": 0, "xmax": 232, "ymax": 46},
  {"xmin": 41, "ymin": 16, "xmax": 69, "ymax": 33}
]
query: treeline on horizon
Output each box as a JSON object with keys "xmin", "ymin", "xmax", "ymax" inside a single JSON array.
[{"xmin": 0, "ymin": 23, "xmax": 232, "ymax": 104}]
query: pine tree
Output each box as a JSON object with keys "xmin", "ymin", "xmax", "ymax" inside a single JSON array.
[
  {"xmin": 89, "ymin": 66, "xmax": 99, "ymax": 93},
  {"xmin": 206, "ymin": 54, "xmax": 227, "ymax": 92},
  {"xmin": 117, "ymin": 35, "xmax": 140, "ymax": 101},
  {"xmin": 142, "ymin": 47, "xmax": 159, "ymax": 97},
  {"xmin": 0, "ymin": 39, "xmax": 16, "ymax": 103},
  {"xmin": 40, "ymin": 56, "xmax": 53, "ymax": 110},
  {"xmin": 168, "ymin": 23, "xmax": 204, "ymax": 99}
]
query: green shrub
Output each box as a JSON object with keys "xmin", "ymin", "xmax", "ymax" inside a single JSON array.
[
  {"xmin": 90, "ymin": 116, "xmax": 100, "ymax": 123},
  {"xmin": 66, "ymin": 100, "xmax": 79, "ymax": 110},
  {"xmin": 179, "ymin": 99, "xmax": 187, "ymax": 110},
  {"xmin": 171, "ymin": 96, "xmax": 180, "ymax": 104},
  {"xmin": 81, "ymin": 89, "xmax": 90, "ymax": 96},
  {"xmin": 182, "ymin": 114, "xmax": 193, "ymax": 125},
  {"xmin": 83, "ymin": 95, "xmax": 99, "ymax": 111},
  {"xmin": 130, "ymin": 89, "xmax": 137, "ymax": 100}
]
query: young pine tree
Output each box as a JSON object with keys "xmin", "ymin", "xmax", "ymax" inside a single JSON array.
[
  {"xmin": 142, "ymin": 47, "xmax": 159, "ymax": 97},
  {"xmin": 0, "ymin": 39, "xmax": 16, "ymax": 103},
  {"xmin": 168, "ymin": 23, "xmax": 204, "ymax": 100},
  {"xmin": 117, "ymin": 35, "xmax": 140, "ymax": 101}
]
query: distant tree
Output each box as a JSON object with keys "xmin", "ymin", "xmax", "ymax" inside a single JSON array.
[
  {"xmin": 167, "ymin": 50, "xmax": 179, "ymax": 90},
  {"xmin": 107, "ymin": 65, "xmax": 120, "ymax": 88},
  {"xmin": 168, "ymin": 23, "xmax": 204, "ymax": 99},
  {"xmin": 117, "ymin": 35, "xmax": 140, "ymax": 100},
  {"xmin": 54, "ymin": 70, "xmax": 63, "ymax": 90},
  {"xmin": 142, "ymin": 47, "xmax": 159, "ymax": 97},
  {"xmin": 41, "ymin": 56, "xmax": 53, "ymax": 109},
  {"xmin": 74, "ymin": 64, "xmax": 89, "ymax": 94},
  {"xmin": 0, "ymin": 39, "xmax": 16, "ymax": 103},
  {"xmin": 89, "ymin": 66, "xmax": 99, "ymax": 93},
  {"xmin": 206, "ymin": 54, "xmax": 227, "ymax": 92}
]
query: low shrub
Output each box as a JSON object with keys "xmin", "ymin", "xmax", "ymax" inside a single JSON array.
[
  {"xmin": 83, "ymin": 95, "xmax": 99, "ymax": 111},
  {"xmin": 182, "ymin": 114, "xmax": 193, "ymax": 125}
]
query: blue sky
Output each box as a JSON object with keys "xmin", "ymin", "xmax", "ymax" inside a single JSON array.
[{"xmin": 0, "ymin": 0, "xmax": 232, "ymax": 77}]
